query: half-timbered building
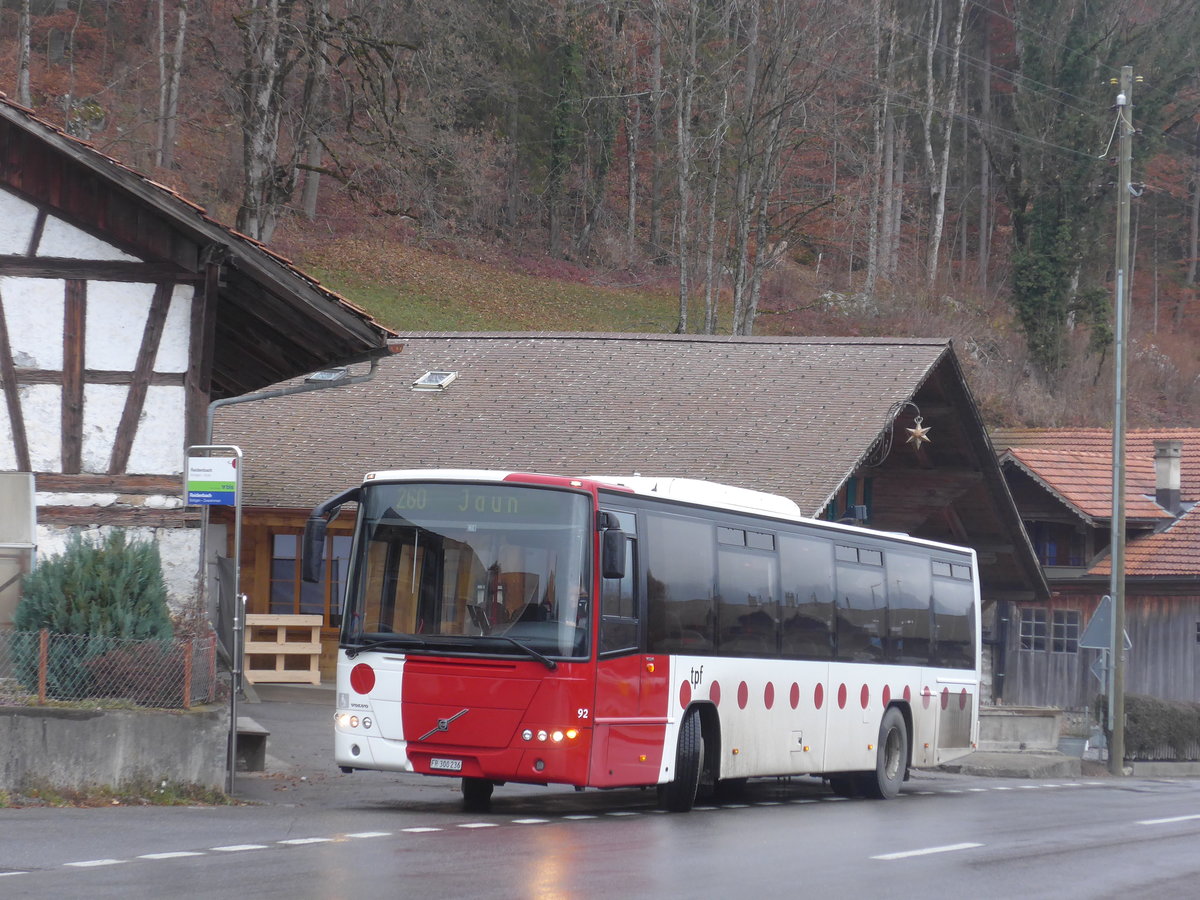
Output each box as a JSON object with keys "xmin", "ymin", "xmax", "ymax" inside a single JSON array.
[
  {"xmin": 994, "ymin": 428, "xmax": 1200, "ymax": 708},
  {"xmin": 0, "ymin": 95, "xmax": 393, "ymax": 624}
]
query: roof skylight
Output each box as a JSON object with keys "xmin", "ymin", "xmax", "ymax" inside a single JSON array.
[{"xmin": 412, "ymin": 370, "xmax": 459, "ymax": 391}]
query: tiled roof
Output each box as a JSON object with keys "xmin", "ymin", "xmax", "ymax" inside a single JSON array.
[
  {"xmin": 216, "ymin": 333, "xmax": 953, "ymax": 513},
  {"xmin": 1090, "ymin": 505, "xmax": 1200, "ymax": 577},
  {"xmin": 1000, "ymin": 447, "xmax": 1171, "ymax": 523},
  {"xmin": 994, "ymin": 428, "xmax": 1200, "ymax": 579},
  {"xmin": 992, "ymin": 428, "xmax": 1200, "ymax": 500}
]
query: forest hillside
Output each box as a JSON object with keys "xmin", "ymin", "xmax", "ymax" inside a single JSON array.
[{"xmin": 4, "ymin": 0, "xmax": 1200, "ymax": 426}]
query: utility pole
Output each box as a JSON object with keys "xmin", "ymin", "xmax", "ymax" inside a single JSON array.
[{"xmin": 1108, "ymin": 65, "xmax": 1133, "ymax": 777}]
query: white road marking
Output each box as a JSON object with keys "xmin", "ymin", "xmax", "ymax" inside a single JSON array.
[
  {"xmin": 563, "ymin": 814, "xmax": 596, "ymax": 820},
  {"xmin": 606, "ymin": 811, "xmax": 639, "ymax": 816},
  {"xmin": 458, "ymin": 822, "xmax": 498, "ymax": 829},
  {"xmin": 512, "ymin": 819, "xmax": 550, "ymax": 825},
  {"xmin": 0, "ymin": 872, "xmax": 29, "ymax": 877},
  {"xmin": 212, "ymin": 844, "xmax": 269, "ymax": 852},
  {"xmin": 139, "ymin": 851, "xmax": 205, "ymax": 860},
  {"xmin": 346, "ymin": 832, "xmax": 392, "ymax": 838},
  {"xmin": 872, "ymin": 842, "xmax": 984, "ymax": 861},
  {"xmin": 278, "ymin": 838, "xmax": 332, "ymax": 845},
  {"xmin": 401, "ymin": 827, "xmax": 442, "ymax": 833},
  {"xmin": 1137, "ymin": 814, "xmax": 1200, "ymax": 826},
  {"xmin": 64, "ymin": 859, "xmax": 125, "ymax": 868}
]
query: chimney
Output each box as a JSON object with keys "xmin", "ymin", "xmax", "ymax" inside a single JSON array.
[{"xmin": 1154, "ymin": 440, "xmax": 1182, "ymax": 515}]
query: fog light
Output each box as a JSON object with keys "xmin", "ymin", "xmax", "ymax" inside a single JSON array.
[
  {"xmin": 362, "ymin": 717, "xmax": 372, "ymax": 729},
  {"xmin": 537, "ymin": 730, "xmax": 548, "ymax": 742},
  {"xmin": 350, "ymin": 716, "xmax": 359, "ymax": 728},
  {"xmin": 522, "ymin": 729, "xmax": 533, "ymax": 741},
  {"xmin": 534, "ymin": 759, "xmax": 545, "ymax": 772},
  {"xmin": 350, "ymin": 743, "xmax": 361, "ymax": 757},
  {"xmin": 551, "ymin": 730, "xmax": 564, "ymax": 743}
]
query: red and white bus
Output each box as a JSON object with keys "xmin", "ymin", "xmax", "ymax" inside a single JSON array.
[{"xmin": 303, "ymin": 469, "xmax": 980, "ymax": 811}]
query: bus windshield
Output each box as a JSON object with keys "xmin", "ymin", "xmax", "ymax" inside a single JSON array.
[{"xmin": 342, "ymin": 482, "xmax": 592, "ymax": 660}]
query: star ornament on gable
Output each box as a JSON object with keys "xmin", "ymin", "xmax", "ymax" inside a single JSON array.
[{"xmin": 905, "ymin": 417, "xmax": 932, "ymax": 448}]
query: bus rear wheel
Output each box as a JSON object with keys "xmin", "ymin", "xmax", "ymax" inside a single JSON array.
[
  {"xmin": 658, "ymin": 708, "xmax": 703, "ymax": 812},
  {"xmin": 461, "ymin": 777, "xmax": 495, "ymax": 811},
  {"xmin": 860, "ymin": 707, "xmax": 908, "ymax": 799}
]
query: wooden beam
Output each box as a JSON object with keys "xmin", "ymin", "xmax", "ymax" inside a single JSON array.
[
  {"xmin": 0, "ymin": 256, "xmax": 199, "ymax": 282},
  {"xmin": 14, "ymin": 369, "xmax": 185, "ymax": 386},
  {"xmin": 0, "ymin": 284, "xmax": 32, "ymax": 471},
  {"xmin": 37, "ymin": 506, "xmax": 201, "ymax": 527},
  {"xmin": 109, "ymin": 282, "xmax": 173, "ymax": 474},
  {"xmin": 35, "ymin": 473, "xmax": 183, "ymax": 493},
  {"xmin": 61, "ymin": 279, "xmax": 85, "ymax": 474}
]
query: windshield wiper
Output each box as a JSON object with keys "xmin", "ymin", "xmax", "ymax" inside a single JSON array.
[
  {"xmin": 481, "ymin": 634, "xmax": 557, "ymax": 670},
  {"xmin": 344, "ymin": 636, "xmax": 428, "ymax": 659}
]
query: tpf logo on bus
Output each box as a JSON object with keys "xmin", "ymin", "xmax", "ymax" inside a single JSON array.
[{"xmin": 689, "ymin": 665, "xmax": 704, "ymax": 688}]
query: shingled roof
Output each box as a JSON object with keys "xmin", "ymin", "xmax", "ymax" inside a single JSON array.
[
  {"xmin": 0, "ymin": 94, "xmax": 395, "ymax": 397},
  {"xmin": 219, "ymin": 333, "xmax": 952, "ymax": 510}
]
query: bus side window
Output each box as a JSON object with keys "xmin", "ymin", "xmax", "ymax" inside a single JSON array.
[
  {"xmin": 834, "ymin": 546, "xmax": 886, "ymax": 662},
  {"xmin": 933, "ymin": 568, "xmax": 976, "ymax": 669},
  {"xmin": 885, "ymin": 551, "xmax": 933, "ymax": 666},
  {"xmin": 600, "ymin": 535, "xmax": 638, "ymax": 654},
  {"xmin": 779, "ymin": 533, "xmax": 834, "ymax": 660},
  {"xmin": 645, "ymin": 512, "xmax": 715, "ymax": 653}
]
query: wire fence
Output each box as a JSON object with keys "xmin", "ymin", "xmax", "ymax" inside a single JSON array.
[{"xmin": 0, "ymin": 629, "xmax": 221, "ymax": 709}]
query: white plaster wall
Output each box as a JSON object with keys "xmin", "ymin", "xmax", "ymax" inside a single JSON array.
[
  {"xmin": 126, "ymin": 385, "xmax": 186, "ymax": 475},
  {"xmin": 0, "ymin": 395, "xmax": 14, "ymax": 470},
  {"xmin": 154, "ymin": 285, "xmax": 193, "ymax": 373},
  {"xmin": 36, "ymin": 492, "xmax": 119, "ymax": 507},
  {"xmin": 38, "ymin": 216, "xmax": 142, "ymax": 262},
  {"xmin": 85, "ymin": 281, "xmax": 156, "ymax": 371},
  {"xmin": 1, "ymin": 276, "xmax": 64, "ymax": 370},
  {"xmin": 0, "ymin": 189, "xmax": 38, "ymax": 255},
  {"xmin": 19, "ymin": 384, "xmax": 62, "ymax": 472},
  {"xmin": 35, "ymin": 524, "xmax": 202, "ymax": 611},
  {"xmin": 81, "ymin": 383, "xmax": 127, "ymax": 473}
]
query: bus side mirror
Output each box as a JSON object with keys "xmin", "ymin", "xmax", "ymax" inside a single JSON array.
[
  {"xmin": 302, "ymin": 516, "xmax": 328, "ymax": 583},
  {"xmin": 601, "ymin": 528, "xmax": 627, "ymax": 580}
]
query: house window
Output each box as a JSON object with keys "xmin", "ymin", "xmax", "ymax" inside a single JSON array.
[
  {"xmin": 269, "ymin": 533, "xmax": 352, "ymax": 622},
  {"xmin": 1019, "ymin": 607, "xmax": 1047, "ymax": 651},
  {"xmin": 1025, "ymin": 521, "xmax": 1084, "ymax": 567},
  {"xmin": 1051, "ymin": 610, "xmax": 1080, "ymax": 653}
]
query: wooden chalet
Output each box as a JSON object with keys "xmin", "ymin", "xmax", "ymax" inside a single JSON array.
[
  {"xmin": 213, "ymin": 332, "xmax": 1049, "ymax": 686},
  {"xmin": 0, "ymin": 94, "xmax": 394, "ymax": 623},
  {"xmin": 994, "ymin": 428, "xmax": 1200, "ymax": 709}
]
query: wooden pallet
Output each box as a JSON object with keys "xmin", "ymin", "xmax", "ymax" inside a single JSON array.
[{"xmin": 243, "ymin": 614, "xmax": 322, "ymax": 685}]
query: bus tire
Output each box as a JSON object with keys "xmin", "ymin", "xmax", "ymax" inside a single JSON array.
[
  {"xmin": 659, "ymin": 708, "xmax": 703, "ymax": 812},
  {"xmin": 461, "ymin": 777, "xmax": 494, "ymax": 811},
  {"xmin": 862, "ymin": 707, "xmax": 908, "ymax": 799}
]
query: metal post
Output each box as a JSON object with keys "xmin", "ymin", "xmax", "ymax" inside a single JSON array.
[{"xmin": 1108, "ymin": 65, "xmax": 1133, "ymax": 776}]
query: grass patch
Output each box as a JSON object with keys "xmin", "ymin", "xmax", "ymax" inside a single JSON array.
[
  {"xmin": 295, "ymin": 239, "xmax": 679, "ymax": 333},
  {"xmin": 1, "ymin": 779, "xmax": 233, "ymax": 808}
]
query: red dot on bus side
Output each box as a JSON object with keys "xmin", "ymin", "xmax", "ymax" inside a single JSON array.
[
  {"xmin": 813, "ymin": 683, "xmax": 824, "ymax": 709},
  {"xmin": 860, "ymin": 684, "xmax": 870, "ymax": 709},
  {"xmin": 941, "ymin": 687, "xmax": 950, "ymax": 710},
  {"xmin": 710, "ymin": 681, "xmax": 721, "ymax": 706},
  {"xmin": 737, "ymin": 681, "xmax": 749, "ymax": 709},
  {"xmin": 960, "ymin": 688, "xmax": 968, "ymax": 710},
  {"xmin": 764, "ymin": 682, "xmax": 775, "ymax": 710},
  {"xmin": 903, "ymin": 685, "xmax": 912, "ymax": 703},
  {"xmin": 883, "ymin": 685, "xmax": 892, "ymax": 706},
  {"xmin": 837, "ymin": 683, "xmax": 847, "ymax": 709},
  {"xmin": 921, "ymin": 688, "xmax": 931, "ymax": 709},
  {"xmin": 790, "ymin": 682, "xmax": 800, "ymax": 709},
  {"xmin": 679, "ymin": 680, "xmax": 692, "ymax": 708}
]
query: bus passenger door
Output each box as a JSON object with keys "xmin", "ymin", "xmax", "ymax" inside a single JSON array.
[{"xmin": 592, "ymin": 513, "xmax": 668, "ymax": 787}]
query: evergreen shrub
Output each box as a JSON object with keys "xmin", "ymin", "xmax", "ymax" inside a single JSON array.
[
  {"xmin": 12, "ymin": 531, "xmax": 174, "ymax": 699},
  {"xmin": 1099, "ymin": 693, "xmax": 1200, "ymax": 761}
]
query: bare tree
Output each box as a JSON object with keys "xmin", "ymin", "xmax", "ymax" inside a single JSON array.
[
  {"xmin": 16, "ymin": 0, "xmax": 32, "ymax": 107},
  {"xmin": 156, "ymin": 0, "xmax": 188, "ymax": 170}
]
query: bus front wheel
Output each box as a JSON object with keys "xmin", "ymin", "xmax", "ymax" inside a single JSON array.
[
  {"xmin": 860, "ymin": 707, "xmax": 908, "ymax": 799},
  {"xmin": 658, "ymin": 708, "xmax": 703, "ymax": 812}
]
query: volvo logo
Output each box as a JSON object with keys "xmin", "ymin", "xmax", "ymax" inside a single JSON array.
[{"xmin": 419, "ymin": 708, "xmax": 469, "ymax": 742}]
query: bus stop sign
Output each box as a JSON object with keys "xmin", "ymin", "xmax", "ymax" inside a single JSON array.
[{"xmin": 1079, "ymin": 595, "xmax": 1131, "ymax": 651}]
